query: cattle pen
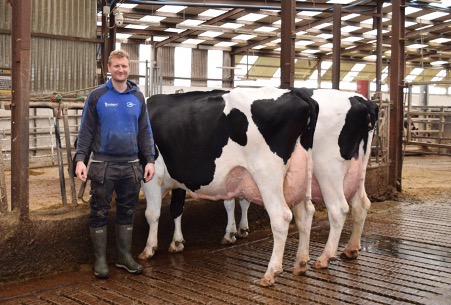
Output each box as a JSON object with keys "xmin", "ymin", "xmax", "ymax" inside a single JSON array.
[{"xmin": 0, "ymin": 155, "xmax": 450, "ymax": 305}]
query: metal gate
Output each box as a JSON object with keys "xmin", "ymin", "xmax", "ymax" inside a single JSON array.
[{"xmin": 404, "ymin": 81, "xmax": 451, "ymax": 156}]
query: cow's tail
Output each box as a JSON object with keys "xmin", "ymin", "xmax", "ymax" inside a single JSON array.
[{"xmin": 302, "ymin": 95, "xmax": 319, "ymax": 203}]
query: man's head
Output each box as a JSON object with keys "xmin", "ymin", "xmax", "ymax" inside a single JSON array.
[{"xmin": 107, "ymin": 49, "xmax": 130, "ymax": 83}]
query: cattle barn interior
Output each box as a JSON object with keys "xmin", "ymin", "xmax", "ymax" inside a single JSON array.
[{"xmin": 0, "ymin": 0, "xmax": 451, "ymax": 303}]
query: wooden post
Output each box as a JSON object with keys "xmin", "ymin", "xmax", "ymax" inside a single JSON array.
[
  {"xmin": 11, "ymin": 0, "xmax": 31, "ymax": 220},
  {"xmin": 0, "ymin": 140, "xmax": 7, "ymax": 213}
]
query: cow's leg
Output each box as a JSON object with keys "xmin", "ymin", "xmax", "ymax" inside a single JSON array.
[
  {"xmin": 292, "ymin": 198, "xmax": 315, "ymax": 275},
  {"xmin": 138, "ymin": 181, "xmax": 163, "ymax": 260},
  {"xmin": 169, "ymin": 215, "xmax": 185, "ymax": 252},
  {"xmin": 236, "ymin": 199, "xmax": 250, "ymax": 238},
  {"xmin": 259, "ymin": 191, "xmax": 292, "ymax": 287},
  {"xmin": 312, "ymin": 171, "xmax": 349, "ymax": 269},
  {"xmin": 168, "ymin": 188, "xmax": 186, "ymax": 253},
  {"xmin": 221, "ymin": 199, "xmax": 237, "ymax": 244},
  {"xmin": 312, "ymin": 192, "xmax": 349, "ymax": 269},
  {"xmin": 341, "ymin": 188, "xmax": 371, "ymax": 259}
]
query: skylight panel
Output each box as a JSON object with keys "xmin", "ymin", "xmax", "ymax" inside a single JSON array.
[
  {"xmin": 364, "ymin": 55, "xmax": 377, "ymax": 61},
  {"xmin": 215, "ymin": 41, "xmax": 237, "ymax": 47},
  {"xmin": 165, "ymin": 28, "xmax": 185, "ymax": 33},
  {"xmin": 200, "ymin": 9, "xmax": 227, "ymax": 17},
  {"xmin": 199, "ymin": 31, "xmax": 223, "ymax": 38},
  {"xmin": 255, "ymin": 26, "xmax": 277, "ymax": 33},
  {"xmin": 272, "ymin": 18, "xmax": 302, "ymax": 25},
  {"xmin": 430, "ymin": 37, "xmax": 451, "ymax": 44},
  {"xmin": 126, "ymin": 24, "xmax": 148, "ymax": 30},
  {"xmin": 352, "ymin": 63, "xmax": 366, "ymax": 72},
  {"xmin": 140, "ymin": 16, "xmax": 166, "ymax": 23},
  {"xmin": 342, "ymin": 36, "xmax": 363, "ymax": 42},
  {"xmin": 116, "ymin": 3, "xmax": 137, "ymax": 9},
  {"xmin": 221, "ymin": 23, "xmax": 243, "ymax": 29},
  {"xmin": 418, "ymin": 12, "xmax": 448, "ymax": 21},
  {"xmin": 252, "ymin": 45, "xmax": 266, "ymax": 50},
  {"xmin": 157, "ymin": 5, "xmax": 187, "ymax": 13},
  {"xmin": 152, "ymin": 36, "xmax": 169, "ymax": 42},
  {"xmin": 233, "ymin": 34, "xmax": 256, "ymax": 41},
  {"xmin": 406, "ymin": 43, "xmax": 428, "ymax": 49},
  {"xmin": 182, "ymin": 39, "xmax": 205, "ymax": 45},
  {"xmin": 341, "ymin": 25, "xmax": 361, "ymax": 33},
  {"xmin": 342, "ymin": 13, "xmax": 359, "ymax": 21},
  {"xmin": 431, "ymin": 0, "xmax": 451, "ymax": 9},
  {"xmin": 431, "ymin": 70, "xmax": 446, "ymax": 81},
  {"xmin": 182, "ymin": 38, "xmax": 205, "ymax": 44},
  {"xmin": 116, "ymin": 33, "xmax": 131, "ymax": 39},
  {"xmin": 179, "ymin": 20, "xmax": 204, "ymax": 28},
  {"xmin": 320, "ymin": 43, "xmax": 333, "ymax": 50},
  {"xmin": 317, "ymin": 33, "xmax": 333, "ymax": 39},
  {"xmin": 314, "ymin": 23, "xmax": 332, "ymax": 30},
  {"xmin": 363, "ymin": 29, "xmax": 389, "ymax": 36},
  {"xmin": 301, "ymin": 49, "xmax": 320, "ymax": 54},
  {"xmin": 295, "ymin": 40, "xmax": 315, "ymax": 46},
  {"xmin": 430, "ymin": 61, "xmax": 448, "ymax": 67},
  {"xmin": 404, "ymin": 21, "xmax": 416, "ymax": 28},
  {"xmin": 405, "ymin": 7, "xmax": 422, "ymax": 15},
  {"xmin": 405, "ymin": 68, "xmax": 424, "ymax": 82},
  {"xmin": 297, "ymin": 11, "xmax": 321, "ymax": 17},
  {"xmin": 237, "ymin": 13, "xmax": 266, "ymax": 22}
]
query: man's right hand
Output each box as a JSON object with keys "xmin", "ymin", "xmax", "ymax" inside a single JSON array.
[{"xmin": 75, "ymin": 161, "xmax": 87, "ymax": 182}]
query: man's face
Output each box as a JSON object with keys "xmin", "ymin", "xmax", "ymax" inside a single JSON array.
[{"xmin": 108, "ymin": 56, "xmax": 129, "ymax": 82}]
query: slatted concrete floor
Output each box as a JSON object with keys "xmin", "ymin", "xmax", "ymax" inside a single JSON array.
[{"xmin": 1, "ymin": 200, "xmax": 451, "ymax": 305}]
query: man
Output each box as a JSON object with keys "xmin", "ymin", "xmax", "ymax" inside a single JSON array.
[{"xmin": 75, "ymin": 49, "xmax": 155, "ymax": 279}]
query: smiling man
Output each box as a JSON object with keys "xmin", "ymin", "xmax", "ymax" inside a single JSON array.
[{"xmin": 75, "ymin": 49, "xmax": 155, "ymax": 279}]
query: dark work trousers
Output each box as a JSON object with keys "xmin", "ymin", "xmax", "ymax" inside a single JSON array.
[{"xmin": 88, "ymin": 161, "xmax": 143, "ymax": 228}]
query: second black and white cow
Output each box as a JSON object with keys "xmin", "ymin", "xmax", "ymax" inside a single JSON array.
[
  {"xmin": 169, "ymin": 89, "xmax": 378, "ymax": 273},
  {"xmin": 139, "ymin": 87, "xmax": 318, "ymax": 286}
]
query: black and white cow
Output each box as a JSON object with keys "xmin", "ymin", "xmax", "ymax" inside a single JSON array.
[
  {"xmin": 169, "ymin": 89, "xmax": 379, "ymax": 272},
  {"xmin": 139, "ymin": 87, "xmax": 318, "ymax": 286}
]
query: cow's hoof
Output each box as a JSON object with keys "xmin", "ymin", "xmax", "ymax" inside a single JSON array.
[
  {"xmin": 236, "ymin": 229, "xmax": 249, "ymax": 239},
  {"xmin": 138, "ymin": 249, "xmax": 155, "ymax": 260},
  {"xmin": 312, "ymin": 260, "xmax": 329, "ymax": 269},
  {"xmin": 292, "ymin": 261, "xmax": 309, "ymax": 275},
  {"xmin": 259, "ymin": 276, "xmax": 275, "ymax": 287},
  {"xmin": 220, "ymin": 235, "xmax": 236, "ymax": 245},
  {"xmin": 168, "ymin": 240, "xmax": 185, "ymax": 253},
  {"xmin": 341, "ymin": 249, "xmax": 359, "ymax": 260}
]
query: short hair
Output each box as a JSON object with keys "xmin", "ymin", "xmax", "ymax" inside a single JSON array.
[{"xmin": 108, "ymin": 49, "xmax": 130, "ymax": 64}]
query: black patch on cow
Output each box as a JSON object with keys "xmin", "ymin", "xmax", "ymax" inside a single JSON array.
[
  {"xmin": 251, "ymin": 91, "xmax": 312, "ymax": 164},
  {"xmin": 291, "ymin": 88, "xmax": 318, "ymax": 151},
  {"xmin": 339, "ymin": 96, "xmax": 379, "ymax": 160},
  {"xmin": 147, "ymin": 90, "xmax": 231, "ymax": 191},
  {"xmin": 228, "ymin": 108, "xmax": 248, "ymax": 146}
]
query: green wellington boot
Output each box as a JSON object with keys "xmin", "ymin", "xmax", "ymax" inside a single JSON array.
[
  {"xmin": 90, "ymin": 226, "xmax": 110, "ymax": 279},
  {"xmin": 115, "ymin": 224, "xmax": 143, "ymax": 274}
]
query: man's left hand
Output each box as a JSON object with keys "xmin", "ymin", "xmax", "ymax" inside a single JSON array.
[{"xmin": 143, "ymin": 163, "xmax": 155, "ymax": 182}]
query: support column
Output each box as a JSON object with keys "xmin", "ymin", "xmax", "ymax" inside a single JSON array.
[
  {"xmin": 280, "ymin": 0, "xmax": 295, "ymax": 89},
  {"xmin": 11, "ymin": 0, "xmax": 31, "ymax": 219},
  {"xmin": 332, "ymin": 4, "xmax": 342, "ymax": 89},
  {"xmin": 389, "ymin": 0, "xmax": 406, "ymax": 191}
]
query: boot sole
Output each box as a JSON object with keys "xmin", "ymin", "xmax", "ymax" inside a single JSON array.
[
  {"xmin": 94, "ymin": 272, "xmax": 110, "ymax": 279},
  {"xmin": 116, "ymin": 263, "xmax": 143, "ymax": 274}
]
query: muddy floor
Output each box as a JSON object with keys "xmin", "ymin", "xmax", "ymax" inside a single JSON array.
[{"xmin": 0, "ymin": 155, "xmax": 450, "ymax": 304}]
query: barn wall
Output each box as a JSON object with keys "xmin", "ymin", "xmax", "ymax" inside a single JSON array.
[{"xmin": 0, "ymin": 0, "xmax": 98, "ymax": 168}]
